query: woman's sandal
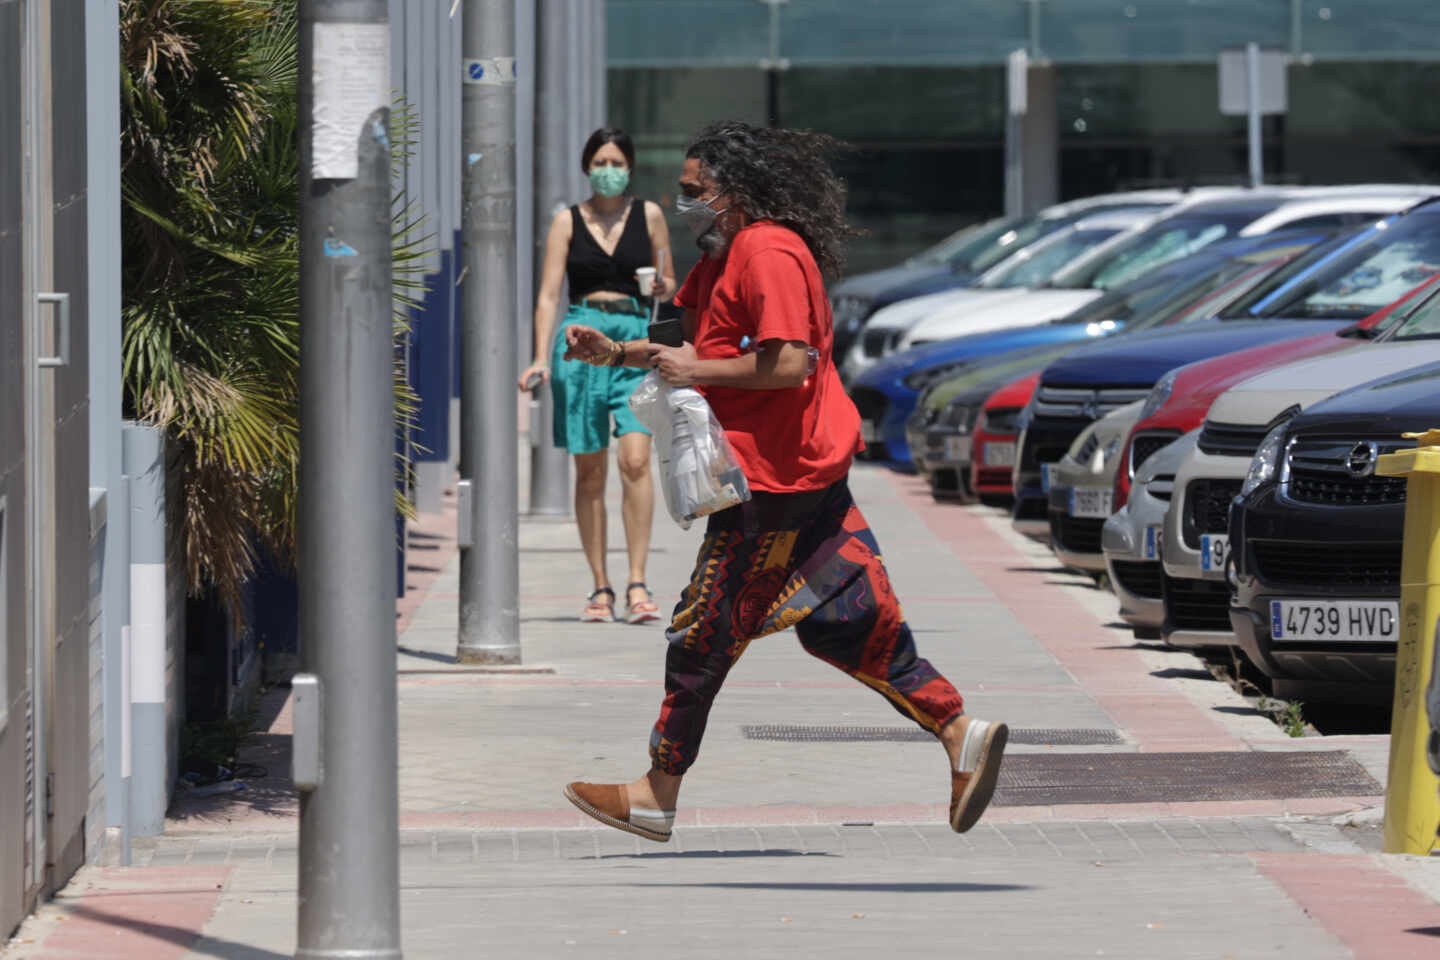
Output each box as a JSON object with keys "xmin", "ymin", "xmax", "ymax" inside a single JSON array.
[
  {"xmin": 581, "ymin": 587, "xmax": 616, "ymax": 623},
  {"xmin": 625, "ymin": 582, "xmax": 661, "ymax": 625}
]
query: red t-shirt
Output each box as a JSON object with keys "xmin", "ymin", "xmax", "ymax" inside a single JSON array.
[{"xmin": 673, "ymin": 222, "xmax": 862, "ymax": 493}]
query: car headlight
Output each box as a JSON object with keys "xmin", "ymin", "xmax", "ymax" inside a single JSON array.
[
  {"xmin": 1241, "ymin": 422, "xmax": 1288, "ymax": 496},
  {"xmin": 1138, "ymin": 369, "xmax": 1178, "ymax": 421},
  {"xmin": 1100, "ymin": 435, "xmax": 1122, "ymax": 469}
]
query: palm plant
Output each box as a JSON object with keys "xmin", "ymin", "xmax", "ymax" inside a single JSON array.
[{"xmin": 120, "ymin": 0, "xmax": 425, "ymax": 618}]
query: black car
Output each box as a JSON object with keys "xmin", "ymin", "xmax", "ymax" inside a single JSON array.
[{"xmin": 1229, "ymin": 353, "xmax": 1440, "ymax": 702}]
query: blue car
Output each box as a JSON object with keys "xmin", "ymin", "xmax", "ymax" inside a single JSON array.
[
  {"xmin": 847, "ymin": 230, "xmax": 1334, "ymax": 470},
  {"xmin": 1011, "ymin": 197, "xmax": 1440, "ymax": 535}
]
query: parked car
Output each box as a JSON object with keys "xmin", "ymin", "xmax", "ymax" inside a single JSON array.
[
  {"xmin": 969, "ymin": 373, "xmax": 1038, "ymax": 505},
  {"xmin": 1229, "ymin": 359, "xmax": 1440, "ymax": 702},
  {"xmin": 836, "ymin": 190, "xmax": 1213, "ymax": 377},
  {"xmin": 1013, "ymin": 197, "xmax": 1440, "ymax": 539},
  {"xmin": 894, "ymin": 190, "xmax": 1431, "ymax": 354},
  {"xmin": 906, "ymin": 233, "xmax": 1332, "ymax": 494},
  {"xmin": 862, "ymin": 230, "xmax": 1327, "ymax": 471},
  {"xmin": 1102, "ymin": 431, "xmax": 1198, "ymax": 639},
  {"xmin": 842, "ymin": 209, "xmax": 1152, "ymax": 383},
  {"xmin": 1046, "ymin": 402, "xmax": 1145, "ymax": 571},
  {"xmin": 1156, "ymin": 280, "xmax": 1440, "ymax": 650}
]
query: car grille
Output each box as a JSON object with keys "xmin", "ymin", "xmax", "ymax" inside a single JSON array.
[
  {"xmin": 1163, "ymin": 574, "xmax": 1232, "ymax": 632},
  {"xmin": 1250, "ymin": 540, "xmax": 1402, "ymax": 590},
  {"xmin": 1284, "ymin": 437, "xmax": 1413, "ymax": 506},
  {"xmin": 862, "ymin": 327, "xmax": 894, "ymax": 358},
  {"xmin": 1073, "ymin": 432, "xmax": 1100, "ymax": 465},
  {"xmin": 1183, "ymin": 478, "xmax": 1242, "ymax": 548},
  {"xmin": 1130, "ymin": 431, "xmax": 1180, "ymax": 476},
  {"xmin": 1033, "ymin": 384, "xmax": 1151, "ymax": 419},
  {"xmin": 1113, "ymin": 560, "xmax": 1162, "ymax": 599},
  {"xmin": 1051, "ymin": 513, "xmax": 1104, "ymax": 555},
  {"xmin": 982, "ymin": 407, "xmax": 1021, "ymax": 434},
  {"xmin": 1198, "ymin": 421, "xmax": 1270, "ymax": 457}
]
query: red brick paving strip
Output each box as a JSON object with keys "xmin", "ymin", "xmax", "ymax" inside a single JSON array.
[
  {"xmin": 16, "ymin": 866, "xmax": 230, "ymax": 959},
  {"xmin": 891, "ymin": 475, "xmax": 1241, "ymax": 752},
  {"xmin": 1253, "ymin": 852, "xmax": 1440, "ymax": 959}
]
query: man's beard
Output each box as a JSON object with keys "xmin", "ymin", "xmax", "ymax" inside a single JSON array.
[{"xmin": 697, "ymin": 226, "xmax": 731, "ymax": 257}]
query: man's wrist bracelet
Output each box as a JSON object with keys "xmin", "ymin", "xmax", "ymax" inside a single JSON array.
[{"xmin": 609, "ymin": 340, "xmax": 626, "ymax": 366}]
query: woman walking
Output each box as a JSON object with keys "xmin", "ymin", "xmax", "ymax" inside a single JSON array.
[{"xmin": 518, "ymin": 127, "xmax": 675, "ymax": 624}]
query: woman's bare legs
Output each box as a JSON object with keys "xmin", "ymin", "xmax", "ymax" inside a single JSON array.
[
  {"xmin": 574, "ymin": 450, "xmax": 610, "ymax": 594},
  {"xmin": 615, "ymin": 432, "xmax": 654, "ymax": 607}
]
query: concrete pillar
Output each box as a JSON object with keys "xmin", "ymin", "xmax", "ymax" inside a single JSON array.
[{"xmin": 1021, "ymin": 64, "xmax": 1058, "ymax": 214}]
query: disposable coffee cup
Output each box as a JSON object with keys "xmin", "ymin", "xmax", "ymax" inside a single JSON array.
[{"xmin": 635, "ymin": 266, "xmax": 657, "ymax": 296}]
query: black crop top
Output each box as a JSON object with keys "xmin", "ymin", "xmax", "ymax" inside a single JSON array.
[{"xmin": 565, "ymin": 201, "xmax": 651, "ymax": 302}]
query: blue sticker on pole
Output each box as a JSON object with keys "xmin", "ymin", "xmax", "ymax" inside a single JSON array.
[
  {"xmin": 463, "ymin": 57, "xmax": 516, "ymax": 86},
  {"xmin": 323, "ymin": 238, "xmax": 359, "ymax": 258}
]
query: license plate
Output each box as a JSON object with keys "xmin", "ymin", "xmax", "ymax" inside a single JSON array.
[
  {"xmin": 861, "ymin": 420, "xmax": 878, "ymax": 444},
  {"xmin": 983, "ymin": 441, "xmax": 1016, "ymax": 467},
  {"xmin": 1269, "ymin": 599, "xmax": 1400, "ymax": 643},
  {"xmin": 1143, "ymin": 525, "xmax": 1160, "ymax": 560},
  {"xmin": 1040, "ymin": 463, "xmax": 1052, "ymax": 493},
  {"xmin": 1069, "ymin": 487, "xmax": 1113, "ymax": 519},
  {"xmin": 943, "ymin": 435, "xmax": 972, "ymax": 462},
  {"xmin": 1200, "ymin": 534, "xmax": 1228, "ymax": 573}
]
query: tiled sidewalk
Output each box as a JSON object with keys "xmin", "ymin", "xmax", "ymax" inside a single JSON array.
[{"xmin": 5, "ymin": 460, "xmax": 1438, "ymax": 959}]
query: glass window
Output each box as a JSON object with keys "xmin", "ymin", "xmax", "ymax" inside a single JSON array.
[
  {"xmin": 982, "ymin": 227, "xmax": 1124, "ymax": 288},
  {"xmin": 1069, "ymin": 213, "xmax": 1255, "ymax": 291},
  {"xmin": 1280, "ymin": 215, "xmax": 1440, "ymax": 319},
  {"xmin": 1378, "ymin": 284, "xmax": 1440, "ymax": 340}
]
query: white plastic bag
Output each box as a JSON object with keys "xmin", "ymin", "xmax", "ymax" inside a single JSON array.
[{"xmin": 629, "ymin": 371, "xmax": 751, "ymax": 530}]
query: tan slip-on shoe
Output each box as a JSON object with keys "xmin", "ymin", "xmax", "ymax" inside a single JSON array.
[
  {"xmin": 949, "ymin": 718, "xmax": 1008, "ymax": 833},
  {"xmin": 564, "ymin": 781, "xmax": 673, "ymax": 843}
]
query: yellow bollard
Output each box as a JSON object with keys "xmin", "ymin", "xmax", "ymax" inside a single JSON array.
[{"xmin": 1376, "ymin": 429, "xmax": 1440, "ymax": 855}]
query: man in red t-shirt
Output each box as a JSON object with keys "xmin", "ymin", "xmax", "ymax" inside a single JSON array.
[{"xmin": 561, "ymin": 121, "xmax": 1008, "ymax": 843}]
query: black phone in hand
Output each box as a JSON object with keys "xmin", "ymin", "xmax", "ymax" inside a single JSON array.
[{"xmin": 648, "ymin": 318, "xmax": 684, "ymax": 348}]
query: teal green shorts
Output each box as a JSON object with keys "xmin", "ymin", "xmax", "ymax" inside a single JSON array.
[{"xmin": 551, "ymin": 301, "xmax": 652, "ymax": 455}]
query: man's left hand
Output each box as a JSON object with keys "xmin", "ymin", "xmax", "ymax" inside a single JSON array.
[{"xmin": 647, "ymin": 342, "xmax": 701, "ymax": 387}]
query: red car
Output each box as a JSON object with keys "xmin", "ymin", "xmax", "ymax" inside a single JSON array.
[
  {"xmin": 1111, "ymin": 272, "xmax": 1440, "ymax": 509},
  {"xmin": 971, "ymin": 372, "xmax": 1040, "ymax": 504}
]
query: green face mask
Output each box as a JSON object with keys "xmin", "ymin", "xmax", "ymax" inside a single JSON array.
[{"xmin": 589, "ymin": 165, "xmax": 630, "ymax": 198}]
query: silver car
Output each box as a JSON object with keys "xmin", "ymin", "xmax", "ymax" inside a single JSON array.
[
  {"xmin": 1046, "ymin": 402, "xmax": 1144, "ymax": 572},
  {"xmin": 1103, "ymin": 431, "xmax": 1197, "ymax": 640}
]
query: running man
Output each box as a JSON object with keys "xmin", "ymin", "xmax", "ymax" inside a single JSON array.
[{"xmin": 559, "ymin": 120, "xmax": 1008, "ymax": 842}]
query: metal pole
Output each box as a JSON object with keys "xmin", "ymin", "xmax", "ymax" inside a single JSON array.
[
  {"xmin": 1246, "ymin": 41, "xmax": 1263, "ymax": 188},
  {"xmin": 528, "ymin": 0, "xmax": 572, "ymax": 517},
  {"xmin": 296, "ymin": 1, "xmax": 400, "ymax": 956},
  {"xmin": 458, "ymin": 0, "xmax": 522, "ymax": 663},
  {"xmin": 1004, "ymin": 48, "xmax": 1027, "ymax": 218}
]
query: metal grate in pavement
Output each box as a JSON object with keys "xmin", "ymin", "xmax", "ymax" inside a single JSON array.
[
  {"xmin": 993, "ymin": 750, "xmax": 1380, "ymax": 806},
  {"xmin": 741, "ymin": 724, "xmax": 1123, "ymax": 746}
]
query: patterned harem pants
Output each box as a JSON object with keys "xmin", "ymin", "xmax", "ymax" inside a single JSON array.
[{"xmin": 650, "ymin": 478, "xmax": 965, "ymax": 775}]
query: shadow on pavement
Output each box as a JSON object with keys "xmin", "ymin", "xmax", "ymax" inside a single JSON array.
[
  {"xmin": 629, "ymin": 881, "xmax": 1032, "ymax": 893},
  {"xmin": 62, "ymin": 903, "xmax": 290, "ymax": 960},
  {"xmin": 1407, "ymin": 927, "xmax": 1440, "ymax": 938},
  {"xmin": 600, "ymin": 850, "xmax": 831, "ymax": 860}
]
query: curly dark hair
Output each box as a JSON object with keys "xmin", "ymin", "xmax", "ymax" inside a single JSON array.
[{"xmin": 685, "ymin": 120, "xmax": 859, "ymax": 278}]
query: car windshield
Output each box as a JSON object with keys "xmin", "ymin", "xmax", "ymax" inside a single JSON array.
[
  {"xmin": 1261, "ymin": 212, "xmax": 1440, "ymax": 319},
  {"xmin": 1380, "ymin": 286, "xmax": 1440, "ymax": 340},
  {"xmin": 912, "ymin": 216, "xmax": 1022, "ymax": 266},
  {"xmin": 1221, "ymin": 230, "xmax": 1362, "ymax": 318},
  {"xmin": 1051, "ymin": 210, "xmax": 1266, "ymax": 292},
  {"xmin": 979, "ymin": 227, "xmax": 1125, "ymax": 289},
  {"xmin": 1175, "ymin": 257, "xmax": 1292, "ymax": 324}
]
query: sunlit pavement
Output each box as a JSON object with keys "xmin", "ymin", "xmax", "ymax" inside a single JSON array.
[{"xmin": 6, "ymin": 460, "xmax": 1439, "ymax": 959}]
